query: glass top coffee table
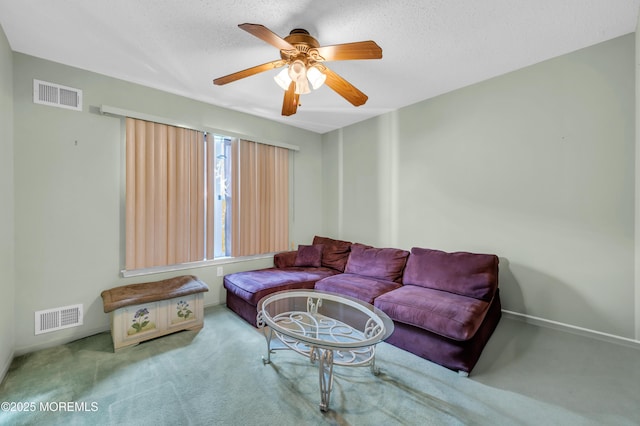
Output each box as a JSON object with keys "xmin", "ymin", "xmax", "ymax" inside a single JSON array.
[{"xmin": 257, "ymin": 289, "xmax": 394, "ymax": 411}]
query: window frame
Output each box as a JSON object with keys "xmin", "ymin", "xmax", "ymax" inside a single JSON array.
[{"xmin": 99, "ymin": 105, "xmax": 299, "ymax": 278}]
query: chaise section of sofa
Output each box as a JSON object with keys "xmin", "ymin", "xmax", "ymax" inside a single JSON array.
[
  {"xmin": 223, "ymin": 236, "xmax": 351, "ymax": 326},
  {"xmin": 374, "ymin": 247, "xmax": 501, "ymax": 374}
]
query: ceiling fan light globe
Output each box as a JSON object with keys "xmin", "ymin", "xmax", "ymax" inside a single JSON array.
[
  {"xmin": 307, "ymin": 66, "xmax": 326, "ymax": 90},
  {"xmin": 288, "ymin": 60, "xmax": 306, "ymax": 79},
  {"xmin": 289, "ymin": 60, "xmax": 311, "ymax": 95},
  {"xmin": 274, "ymin": 67, "xmax": 292, "ymax": 90},
  {"xmin": 294, "ymin": 79, "xmax": 311, "ymax": 95}
]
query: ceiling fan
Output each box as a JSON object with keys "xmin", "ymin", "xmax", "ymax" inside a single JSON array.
[{"xmin": 213, "ymin": 23, "xmax": 383, "ymax": 116}]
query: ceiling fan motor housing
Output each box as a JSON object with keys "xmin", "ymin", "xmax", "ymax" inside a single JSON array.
[{"xmin": 281, "ymin": 29, "xmax": 320, "ymax": 62}]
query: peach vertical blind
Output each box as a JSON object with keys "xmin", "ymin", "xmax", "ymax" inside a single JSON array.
[
  {"xmin": 231, "ymin": 139, "xmax": 289, "ymax": 257},
  {"xmin": 125, "ymin": 118, "xmax": 209, "ymax": 270}
]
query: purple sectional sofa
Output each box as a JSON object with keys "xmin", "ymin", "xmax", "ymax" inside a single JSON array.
[{"xmin": 223, "ymin": 235, "xmax": 501, "ymax": 375}]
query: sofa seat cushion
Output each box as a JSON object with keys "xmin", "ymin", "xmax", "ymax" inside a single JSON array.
[
  {"xmin": 344, "ymin": 243, "xmax": 410, "ymax": 283},
  {"xmin": 374, "ymin": 285, "xmax": 492, "ymax": 341},
  {"xmin": 224, "ymin": 267, "xmax": 339, "ymax": 306},
  {"xmin": 314, "ymin": 273, "xmax": 402, "ymax": 305},
  {"xmin": 403, "ymin": 247, "xmax": 499, "ymax": 301}
]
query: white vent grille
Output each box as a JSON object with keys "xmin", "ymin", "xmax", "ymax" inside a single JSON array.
[
  {"xmin": 33, "ymin": 79, "xmax": 82, "ymax": 111},
  {"xmin": 35, "ymin": 304, "xmax": 83, "ymax": 335}
]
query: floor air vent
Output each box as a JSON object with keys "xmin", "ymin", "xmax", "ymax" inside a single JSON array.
[
  {"xmin": 35, "ymin": 304, "xmax": 83, "ymax": 335},
  {"xmin": 33, "ymin": 79, "xmax": 83, "ymax": 111}
]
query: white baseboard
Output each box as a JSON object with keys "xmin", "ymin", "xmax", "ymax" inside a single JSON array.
[
  {"xmin": 502, "ymin": 310, "xmax": 640, "ymax": 350},
  {"xmin": 0, "ymin": 350, "xmax": 14, "ymax": 384}
]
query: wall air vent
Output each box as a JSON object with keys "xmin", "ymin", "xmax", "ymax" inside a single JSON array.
[
  {"xmin": 35, "ymin": 304, "xmax": 83, "ymax": 335},
  {"xmin": 33, "ymin": 79, "xmax": 83, "ymax": 111}
]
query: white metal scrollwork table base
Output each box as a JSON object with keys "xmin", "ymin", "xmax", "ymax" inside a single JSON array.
[{"xmin": 257, "ymin": 290, "xmax": 392, "ymax": 412}]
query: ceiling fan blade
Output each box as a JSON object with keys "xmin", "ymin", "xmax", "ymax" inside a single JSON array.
[
  {"xmin": 320, "ymin": 66, "xmax": 368, "ymax": 107},
  {"xmin": 313, "ymin": 41, "xmax": 382, "ymax": 61},
  {"xmin": 239, "ymin": 23, "xmax": 296, "ymax": 51},
  {"xmin": 281, "ymin": 81, "xmax": 299, "ymax": 116},
  {"xmin": 213, "ymin": 59, "xmax": 286, "ymax": 85}
]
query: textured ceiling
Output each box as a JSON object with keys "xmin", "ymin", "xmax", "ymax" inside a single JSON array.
[{"xmin": 1, "ymin": 0, "xmax": 638, "ymax": 133}]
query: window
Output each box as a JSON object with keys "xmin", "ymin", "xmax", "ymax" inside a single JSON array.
[
  {"xmin": 124, "ymin": 118, "xmax": 289, "ymax": 271},
  {"xmin": 211, "ymin": 135, "xmax": 232, "ymax": 258}
]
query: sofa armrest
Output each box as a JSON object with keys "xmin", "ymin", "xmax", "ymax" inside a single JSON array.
[{"xmin": 274, "ymin": 250, "xmax": 298, "ymax": 268}]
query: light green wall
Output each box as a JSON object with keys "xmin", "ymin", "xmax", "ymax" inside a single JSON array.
[
  {"xmin": 636, "ymin": 15, "xmax": 640, "ymax": 341},
  {"xmin": 323, "ymin": 35, "xmax": 636, "ymax": 338},
  {"xmin": 0, "ymin": 24, "xmax": 15, "ymax": 377},
  {"xmin": 12, "ymin": 53, "xmax": 323, "ymax": 354}
]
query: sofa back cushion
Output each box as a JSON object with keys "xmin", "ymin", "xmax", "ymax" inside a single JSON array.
[
  {"xmin": 312, "ymin": 236, "xmax": 352, "ymax": 272},
  {"xmin": 345, "ymin": 243, "xmax": 410, "ymax": 283},
  {"xmin": 403, "ymin": 247, "xmax": 499, "ymax": 301}
]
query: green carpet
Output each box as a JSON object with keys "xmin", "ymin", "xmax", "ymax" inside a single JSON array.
[{"xmin": 0, "ymin": 305, "xmax": 637, "ymax": 425}]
